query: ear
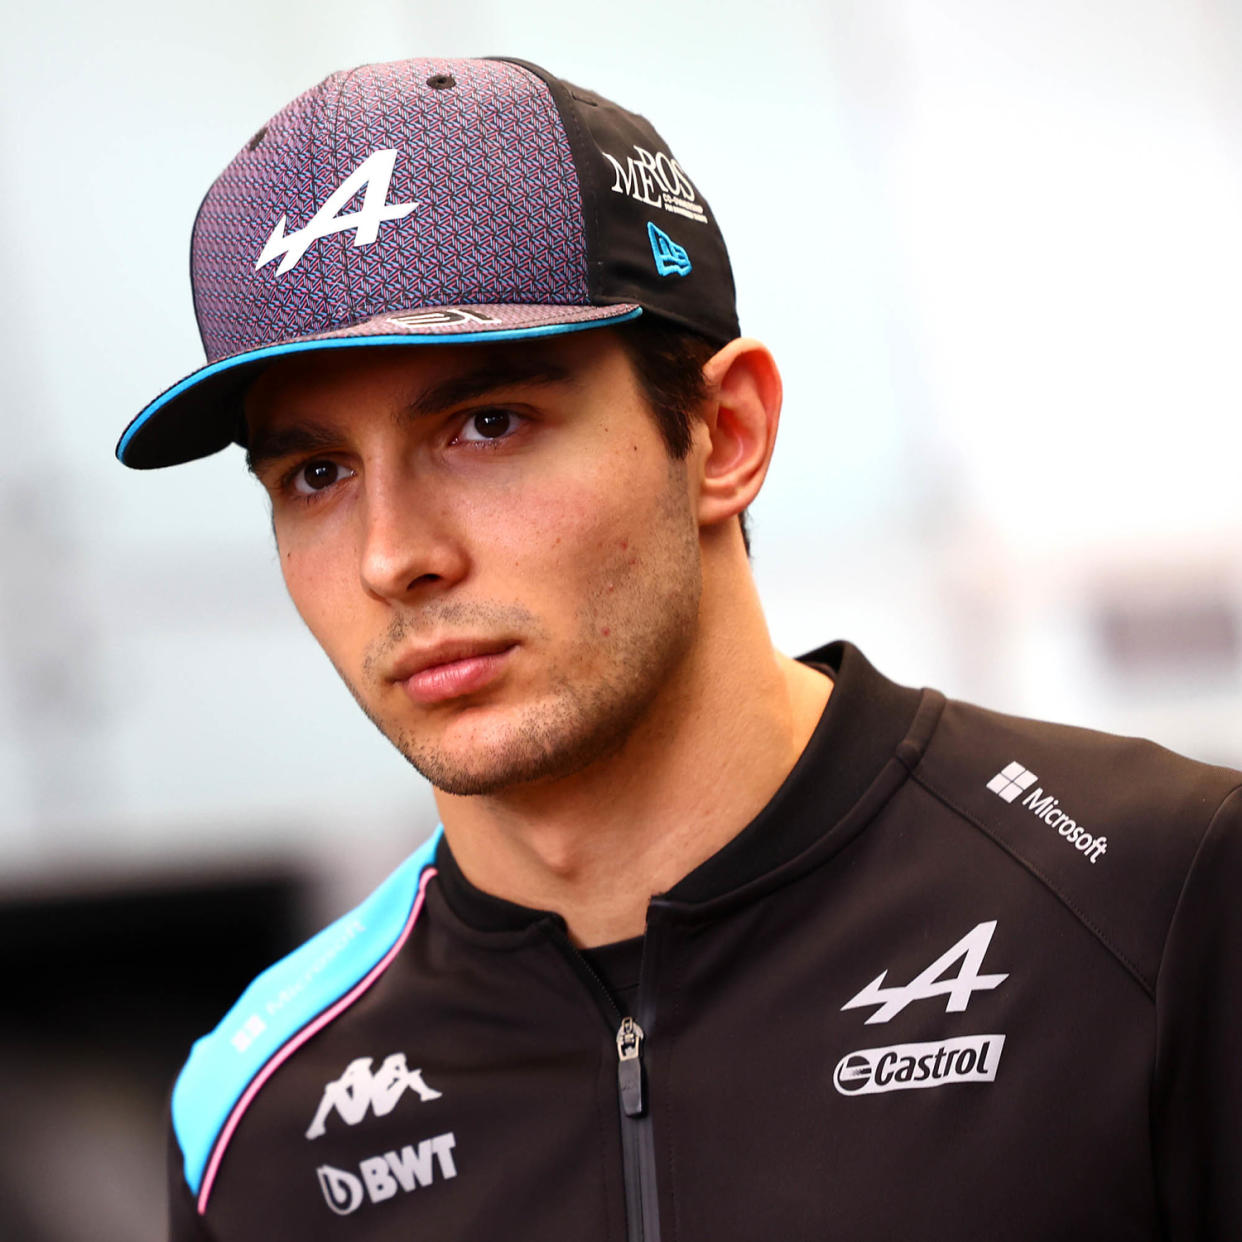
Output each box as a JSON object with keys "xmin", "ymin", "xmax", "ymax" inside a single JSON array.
[{"xmin": 694, "ymin": 338, "xmax": 783, "ymax": 529}]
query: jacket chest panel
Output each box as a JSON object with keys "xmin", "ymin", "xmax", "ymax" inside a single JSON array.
[
  {"xmin": 645, "ymin": 821, "xmax": 1157, "ymax": 1239},
  {"xmin": 204, "ymin": 802, "xmax": 1158, "ymax": 1241}
]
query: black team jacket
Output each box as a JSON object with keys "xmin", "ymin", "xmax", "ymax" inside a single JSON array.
[{"xmin": 168, "ymin": 642, "xmax": 1242, "ymax": 1240}]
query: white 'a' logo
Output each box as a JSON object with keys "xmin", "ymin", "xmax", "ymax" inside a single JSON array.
[
  {"xmin": 841, "ymin": 920, "xmax": 1009, "ymax": 1025},
  {"xmin": 256, "ymin": 149, "xmax": 418, "ymax": 277},
  {"xmin": 306, "ymin": 1052, "xmax": 442, "ymax": 1140}
]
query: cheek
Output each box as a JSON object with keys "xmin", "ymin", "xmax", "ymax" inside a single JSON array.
[
  {"xmin": 277, "ymin": 536, "xmax": 363, "ymax": 658},
  {"xmin": 485, "ymin": 466, "xmax": 645, "ymax": 583},
  {"xmin": 481, "ymin": 453, "xmax": 691, "ymax": 643}
]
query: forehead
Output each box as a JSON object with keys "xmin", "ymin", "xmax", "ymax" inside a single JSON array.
[{"xmin": 244, "ymin": 328, "xmax": 626, "ymax": 431}]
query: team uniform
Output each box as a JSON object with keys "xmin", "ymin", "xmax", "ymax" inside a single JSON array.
[
  {"xmin": 117, "ymin": 53, "xmax": 1241, "ymax": 1242},
  {"xmin": 168, "ymin": 642, "xmax": 1242, "ymax": 1241}
]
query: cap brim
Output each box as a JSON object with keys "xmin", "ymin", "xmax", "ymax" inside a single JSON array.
[{"xmin": 117, "ymin": 302, "xmax": 643, "ymax": 469}]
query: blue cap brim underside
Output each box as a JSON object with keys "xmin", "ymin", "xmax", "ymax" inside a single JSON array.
[{"xmin": 116, "ymin": 308, "xmax": 644, "ymax": 467}]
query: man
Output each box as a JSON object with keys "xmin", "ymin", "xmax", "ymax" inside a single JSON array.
[{"xmin": 119, "ymin": 57, "xmax": 1241, "ymax": 1241}]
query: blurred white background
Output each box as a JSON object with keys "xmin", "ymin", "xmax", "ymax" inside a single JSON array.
[
  {"xmin": 2, "ymin": 0, "xmax": 1241, "ymax": 891},
  {"xmin": 3, "ymin": 3, "xmax": 1242, "ymax": 1239}
]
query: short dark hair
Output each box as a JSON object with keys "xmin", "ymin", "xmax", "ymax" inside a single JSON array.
[{"xmin": 614, "ymin": 315, "xmax": 752, "ymax": 555}]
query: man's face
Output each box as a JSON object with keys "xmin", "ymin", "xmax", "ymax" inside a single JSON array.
[{"xmin": 245, "ymin": 329, "xmax": 705, "ymax": 796}]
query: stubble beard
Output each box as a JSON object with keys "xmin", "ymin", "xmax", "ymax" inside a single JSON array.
[{"xmin": 343, "ymin": 467, "xmax": 704, "ymax": 798}]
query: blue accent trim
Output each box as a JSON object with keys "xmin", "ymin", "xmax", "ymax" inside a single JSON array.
[
  {"xmin": 171, "ymin": 828, "xmax": 443, "ymax": 1195},
  {"xmin": 116, "ymin": 309, "xmax": 645, "ymax": 464},
  {"xmin": 647, "ymin": 222, "xmax": 692, "ymax": 278}
]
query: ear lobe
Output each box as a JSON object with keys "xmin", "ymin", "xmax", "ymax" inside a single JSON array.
[{"xmin": 696, "ymin": 339, "xmax": 783, "ymax": 529}]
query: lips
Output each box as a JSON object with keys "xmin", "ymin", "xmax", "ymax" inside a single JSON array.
[{"xmin": 392, "ymin": 641, "xmax": 516, "ymax": 706}]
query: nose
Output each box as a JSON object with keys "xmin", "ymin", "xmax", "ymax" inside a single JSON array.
[{"xmin": 358, "ymin": 472, "xmax": 468, "ymax": 601}]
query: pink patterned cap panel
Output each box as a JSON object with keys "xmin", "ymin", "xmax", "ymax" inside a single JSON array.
[{"xmin": 190, "ymin": 59, "xmax": 591, "ymax": 362}]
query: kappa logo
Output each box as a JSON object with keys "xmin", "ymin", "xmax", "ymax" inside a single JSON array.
[
  {"xmin": 647, "ymin": 222, "xmax": 692, "ymax": 277},
  {"xmin": 306, "ymin": 1053, "xmax": 442, "ymax": 1140},
  {"xmin": 988, "ymin": 761, "xmax": 1109, "ymax": 864},
  {"xmin": 841, "ymin": 921, "xmax": 1008, "ymax": 1024},
  {"xmin": 316, "ymin": 1131, "xmax": 458, "ymax": 1216},
  {"xmin": 834, "ymin": 1034, "xmax": 1005, "ymax": 1096},
  {"xmin": 256, "ymin": 149, "xmax": 418, "ymax": 277}
]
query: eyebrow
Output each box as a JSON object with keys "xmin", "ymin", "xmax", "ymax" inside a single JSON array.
[
  {"xmin": 405, "ymin": 358, "xmax": 573, "ymax": 421},
  {"xmin": 246, "ymin": 421, "xmax": 347, "ymax": 477},
  {"xmin": 245, "ymin": 355, "xmax": 574, "ymax": 476}
]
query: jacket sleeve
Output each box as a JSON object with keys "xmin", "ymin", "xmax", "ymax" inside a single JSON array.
[
  {"xmin": 168, "ymin": 1116, "xmax": 215, "ymax": 1242},
  {"xmin": 1152, "ymin": 782, "xmax": 1242, "ymax": 1238}
]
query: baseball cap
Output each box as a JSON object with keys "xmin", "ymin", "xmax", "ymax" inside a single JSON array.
[{"xmin": 116, "ymin": 56, "xmax": 739, "ymax": 469}]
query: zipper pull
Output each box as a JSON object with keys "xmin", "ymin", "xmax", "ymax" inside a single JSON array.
[{"xmin": 616, "ymin": 1016, "xmax": 646, "ymax": 1117}]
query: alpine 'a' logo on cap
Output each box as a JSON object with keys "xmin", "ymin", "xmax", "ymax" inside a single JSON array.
[
  {"xmin": 256, "ymin": 149, "xmax": 418, "ymax": 277},
  {"xmin": 647, "ymin": 222, "xmax": 692, "ymax": 277},
  {"xmin": 306, "ymin": 1053, "xmax": 442, "ymax": 1140}
]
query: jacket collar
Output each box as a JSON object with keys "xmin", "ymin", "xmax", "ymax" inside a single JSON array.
[{"xmin": 435, "ymin": 640, "xmax": 929, "ymax": 932}]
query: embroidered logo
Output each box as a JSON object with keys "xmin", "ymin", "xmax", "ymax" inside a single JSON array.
[
  {"xmin": 256, "ymin": 149, "xmax": 418, "ymax": 276},
  {"xmin": 841, "ymin": 921, "xmax": 1008, "ymax": 1024},
  {"xmin": 602, "ymin": 142, "xmax": 707, "ymax": 224},
  {"xmin": 647, "ymin": 222, "xmax": 692, "ymax": 277},
  {"xmin": 306, "ymin": 1053, "xmax": 442, "ymax": 1140}
]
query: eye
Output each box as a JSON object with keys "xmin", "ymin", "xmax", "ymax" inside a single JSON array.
[
  {"xmin": 290, "ymin": 458, "xmax": 354, "ymax": 496},
  {"xmin": 456, "ymin": 409, "xmax": 523, "ymax": 443}
]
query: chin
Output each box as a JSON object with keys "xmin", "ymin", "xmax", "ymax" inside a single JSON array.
[
  {"xmin": 390, "ymin": 692, "xmax": 640, "ymax": 798},
  {"xmin": 402, "ymin": 738, "xmax": 579, "ymax": 798}
]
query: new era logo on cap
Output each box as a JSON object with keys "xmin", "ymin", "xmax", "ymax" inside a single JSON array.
[
  {"xmin": 987, "ymin": 762, "xmax": 1039, "ymax": 803},
  {"xmin": 647, "ymin": 222, "xmax": 691, "ymax": 277}
]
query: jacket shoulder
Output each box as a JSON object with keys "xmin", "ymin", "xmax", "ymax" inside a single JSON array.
[
  {"xmin": 170, "ymin": 828, "xmax": 442, "ymax": 1202},
  {"xmin": 912, "ymin": 696, "xmax": 1242, "ymax": 995}
]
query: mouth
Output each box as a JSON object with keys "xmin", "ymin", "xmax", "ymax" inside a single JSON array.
[{"xmin": 392, "ymin": 640, "xmax": 518, "ymax": 706}]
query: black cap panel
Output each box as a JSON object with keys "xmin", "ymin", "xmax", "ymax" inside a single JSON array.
[{"xmin": 499, "ymin": 59, "xmax": 740, "ymax": 344}]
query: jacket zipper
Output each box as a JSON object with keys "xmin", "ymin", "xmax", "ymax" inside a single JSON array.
[
  {"xmin": 619, "ymin": 946, "xmax": 661, "ymax": 1242},
  {"xmin": 550, "ymin": 926, "xmax": 661, "ymax": 1242}
]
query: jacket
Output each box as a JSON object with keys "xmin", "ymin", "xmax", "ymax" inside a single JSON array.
[{"xmin": 168, "ymin": 641, "xmax": 1242, "ymax": 1240}]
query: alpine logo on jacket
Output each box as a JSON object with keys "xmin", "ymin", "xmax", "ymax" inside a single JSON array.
[
  {"xmin": 841, "ymin": 921, "xmax": 1008, "ymax": 1024},
  {"xmin": 835, "ymin": 922, "xmax": 1009, "ymax": 1097},
  {"xmin": 306, "ymin": 1053, "xmax": 442, "ymax": 1140}
]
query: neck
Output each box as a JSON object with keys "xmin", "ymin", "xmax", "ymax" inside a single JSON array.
[{"xmin": 436, "ymin": 566, "xmax": 831, "ymax": 948}]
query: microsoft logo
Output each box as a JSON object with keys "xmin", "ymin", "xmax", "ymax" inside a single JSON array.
[
  {"xmin": 986, "ymin": 760, "xmax": 1109, "ymax": 864},
  {"xmin": 986, "ymin": 762, "xmax": 1039, "ymax": 803}
]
